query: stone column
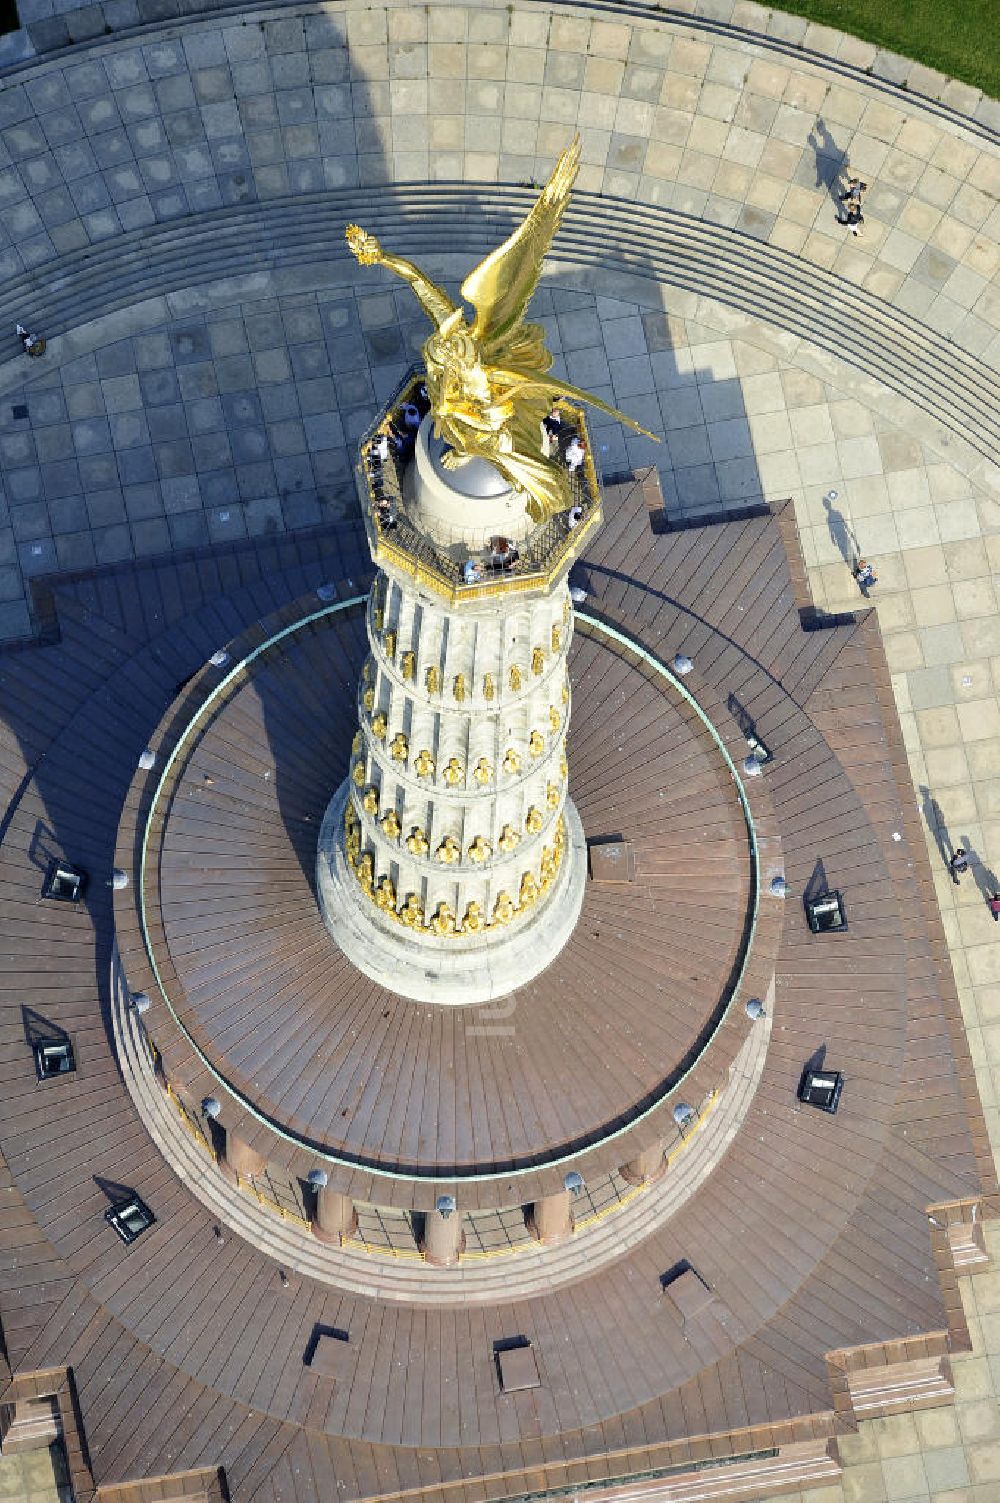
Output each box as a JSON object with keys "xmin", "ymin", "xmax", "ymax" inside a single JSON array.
[
  {"xmin": 347, "ymin": 568, "xmax": 574, "ymax": 938},
  {"xmin": 312, "ymin": 1187, "xmax": 359, "ymax": 1246},
  {"xmin": 218, "ymin": 1130, "xmax": 267, "ymax": 1187},
  {"xmin": 527, "ymin": 1191, "xmax": 574, "ymax": 1245},
  {"xmin": 621, "ymin": 1141, "xmax": 667, "ymax": 1186},
  {"xmin": 421, "ymin": 1208, "xmax": 465, "ymax": 1266},
  {"xmin": 317, "ymin": 411, "xmax": 594, "ymax": 1005}
]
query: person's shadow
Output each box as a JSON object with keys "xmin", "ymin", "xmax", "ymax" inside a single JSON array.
[
  {"xmin": 959, "ymin": 836, "xmax": 1000, "ymax": 902},
  {"xmin": 822, "ymin": 493, "xmax": 858, "ymax": 568},
  {"xmin": 808, "ymin": 118, "xmax": 849, "ymax": 210},
  {"xmin": 919, "ymin": 786, "xmax": 955, "ymax": 872}
]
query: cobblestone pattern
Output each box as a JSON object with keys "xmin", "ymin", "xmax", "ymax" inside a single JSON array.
[
  {"xmin": 1, "ymin": 274, "xmax": 992, "ymax": 637},
  {"xmin": 2, "ymin": 0, "xmax": 997, "ymax": 139},
  {"xmin": 0, "ymin": 1, "xmax": 994, "ymax": 640},
  {"xmin": 0, "ymin": 7, "xmax": 994, "ymax": 340},
  {"xmin": 0, "ymin": 283, "xmax": 426, "ymax": 637}
]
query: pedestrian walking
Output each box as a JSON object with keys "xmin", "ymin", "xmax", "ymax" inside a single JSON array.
[
  {"xmin": 402, "ymin": 401, "xmax": 421, "ymax": 432},
  {"xmin": 16, "ymin": 322, "xmax": 45, "ymax": 356},
  {"xmin": 840, "ymin": 176, "xmax": 867, "ymax": 211},
  {"xmin": 837, "ymin": 178, "xmax": 867, "ymax": 237},
  {"xmin": 373, "ymin": 431, "xmax": 390, "ymax": 463},
  {"xmin": 987, "ymin": 892, "xmax": 1000, "ymax": 922},
  {"xmin": 948, "ymin": 847, "xmax": 969, "ymax": 884},
  {"xmin": 854, "ymin": 558, "xmax": 877, "ymax": 596}
]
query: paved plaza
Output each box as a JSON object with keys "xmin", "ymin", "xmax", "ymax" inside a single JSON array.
[
  {"xmin": 0, "ymin": 2, "xmax": 997, "ymax": 1498},
  {"xmin": 0, "ymin": 1445, "xmax": 71, "ymax": 1503},
  {"xmin": 770, "ymin": 1219, "xmax": 1000, "ymax": 1502}
]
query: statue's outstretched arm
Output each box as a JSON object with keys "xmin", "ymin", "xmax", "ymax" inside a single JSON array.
[{"xmin": 345, "ymin": 225, "xmax": 457, "ymax": 330}]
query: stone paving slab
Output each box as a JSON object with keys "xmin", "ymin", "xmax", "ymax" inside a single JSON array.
[
  {"xmin": 0, "ymin": 1443, "xmax": 72, "ymax": 1503},
  {"xmin": 1, "ymin": 266, "xmax": 992, "ymax": 641},
  {"xmin": 0, "ymin": 5, "xmax": 995, "ymax": 356}
]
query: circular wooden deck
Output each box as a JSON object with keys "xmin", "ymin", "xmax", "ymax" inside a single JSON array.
[{"xmin": 144, "ymin": 604, "xmax": 755, "ymax": 1180}]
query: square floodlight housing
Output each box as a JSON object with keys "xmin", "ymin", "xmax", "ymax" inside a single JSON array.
[
  {"xmin": 798, "ymin": 1069, "xmax": 844, "ymax": 1114},
  {"xmin": 805, "ymin": 890, "xmax": 847, "ymax": 933},
  {"xmin": 42, "ymin": 860, "xmax": 87, "ymax": 903},
  {"xmin": 106, "ymin": 1196, "xmax": 155, "ymax": 1244},
  {"xmin": 33, "ymin": 1039, "xmax": 75, "ymax": 1081}
]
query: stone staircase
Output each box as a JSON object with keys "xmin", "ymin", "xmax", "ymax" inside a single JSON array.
[{"xmin": 0, "ymin": 187, "xmax": 996, "ymax": 472}]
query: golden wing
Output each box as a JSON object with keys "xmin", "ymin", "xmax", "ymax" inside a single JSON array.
[{"xmin": 461, "ymin": 136, "xmax": 581, "ymax": 366}]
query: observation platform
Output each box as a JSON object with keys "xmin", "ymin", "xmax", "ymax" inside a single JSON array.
[{"xmin": 357, "ymin": 371, "xmax": 603, "ymax": 607}]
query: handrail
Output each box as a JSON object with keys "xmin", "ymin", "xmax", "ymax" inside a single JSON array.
[{"xmin": 358, "ymin": 371, "xmax": 604, "ymax": 607}]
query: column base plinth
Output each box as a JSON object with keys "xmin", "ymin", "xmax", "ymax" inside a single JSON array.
[{"xmin": 316, "ymin": 782, "xmax": 587, "ymax": 1006}]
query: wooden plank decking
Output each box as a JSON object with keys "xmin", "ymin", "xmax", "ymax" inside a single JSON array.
[{"xmin": 0, "ymin": 486, "xmax": 990, "ymax": 1502}]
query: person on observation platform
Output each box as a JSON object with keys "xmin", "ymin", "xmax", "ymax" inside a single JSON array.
[
  {"xmin": 565, "ymin": 434, "xmax": 586, "ymax": 473},
  {"xmin": 540, "ymin": 401, "xmax": 564, "ymax": 458},
  {"xmin": 489, "ymin": 537, "xmax": 518, "ymax": 571}
]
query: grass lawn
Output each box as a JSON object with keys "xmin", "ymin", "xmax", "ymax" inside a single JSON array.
[{"xmin": 769, "ymin": 1, "xmax": 1000, "ymax": 99}]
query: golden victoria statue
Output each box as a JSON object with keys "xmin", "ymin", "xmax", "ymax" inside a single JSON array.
[{"xmin": 345, "ymin": 136, "xmax": 654, "ymax": 523}]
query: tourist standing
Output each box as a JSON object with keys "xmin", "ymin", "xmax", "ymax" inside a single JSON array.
[
  {"xmin": 838, "ymin": 176, "xmax": 867, "ymax": 237},
  {"xmin": 855, "ymin": 558, "xmax": 877, "ymax": 596},
  {"xmin": 565, "ymin": 434, "xmax": 586, "ymax": 474}
]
